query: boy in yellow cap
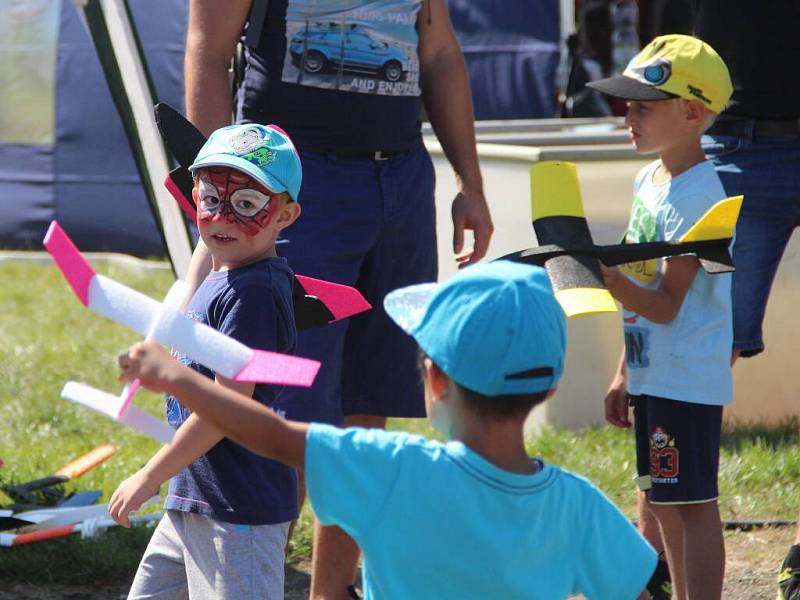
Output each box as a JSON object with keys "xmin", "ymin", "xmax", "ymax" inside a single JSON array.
[{"xmin": 587, "ymin": 34, "xmax": 733, "ymax": 600}]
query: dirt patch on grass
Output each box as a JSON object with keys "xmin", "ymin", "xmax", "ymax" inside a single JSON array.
[{"xmin": 0, "ymin": 530, "xmax": 792, "ymax": 599}]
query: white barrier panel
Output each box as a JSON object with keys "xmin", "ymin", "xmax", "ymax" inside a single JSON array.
[{"xmin": 427, "ymin": 147, "xmax": 800, "ymax": 429}]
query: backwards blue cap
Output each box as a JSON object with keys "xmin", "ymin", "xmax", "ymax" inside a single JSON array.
[
  {"xmin": 189, "ymin": 123, "xmax": 302, "ymax": 201},
  {"xmin": 384, "ymin": 261, "xmax": 567, "ymax": 396}
]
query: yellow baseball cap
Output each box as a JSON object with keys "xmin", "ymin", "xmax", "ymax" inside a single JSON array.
[{"xmin": 587, "ymin": 34, "xmax": 732, "ymax": 114}]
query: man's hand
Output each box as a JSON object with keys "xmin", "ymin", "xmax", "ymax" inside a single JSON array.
[
  {"xmin": 604, "ymin": 378, "xmax": 631, "ymax": 428},
  {"xmin": 108, "ymin": 469, "xmax": 160, "ymax": 528},
  {"xmin": 118, "ymin": 341, "xmax": 179, "ymax": 393},
  {"xmin": 452, "ymin": 188, "xmax": 493, "ymax": 267}
]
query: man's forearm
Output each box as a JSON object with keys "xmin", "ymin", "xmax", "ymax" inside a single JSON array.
[{"xmin": 422, "ymin": 47, "xmax": 482, "ymax": 192}]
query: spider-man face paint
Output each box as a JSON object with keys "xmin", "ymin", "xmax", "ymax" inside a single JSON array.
[{"xmin": 196, "ymin": 167, "xmax": 276, "ymax": 237}]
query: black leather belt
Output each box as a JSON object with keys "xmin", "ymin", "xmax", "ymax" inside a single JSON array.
[
  {"xmin": 707, "ymin": 117, "xmax": 800, "ymax": 137},
  {"xmin": 314, "ymin": 149, "xmax": 412, "ymax": 161}
]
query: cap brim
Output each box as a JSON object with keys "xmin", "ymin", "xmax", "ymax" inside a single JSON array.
[
  {"xmin": 586, "ymin": 76, "xmax": 678, "ymax": 101},
  {"xmin": 189, "ymin": 154, "xmax": 289, "ymax": 198},
  {"xmin": 383, "ymin": 283, "xmax": 438, "ymax": 334}
]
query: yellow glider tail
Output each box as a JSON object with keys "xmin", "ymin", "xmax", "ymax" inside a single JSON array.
[
  {"xmin": 555, "ymin": 287, "xmax": 618, "ymax": 318},
  {"xmin": 679, "ymin": 195, "xmax": 743, "ymax": 243},
  {"xmin": 530, "ymin": 161, "xmax": 617, "ymax": 317},
  {"xmin": 530, "ymin": 161, "xmax": 585, "ymax": 220}
]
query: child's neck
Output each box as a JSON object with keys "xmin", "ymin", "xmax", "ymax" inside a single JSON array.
[
  {"xmin": 211, "ymin": 245, "xmax": 278, "ymax": 271},
  {"xmin": 455, "ymin": 414, "xmax": 538, "ymax": 475},
  {"xmin": 655, "ymin": 139, "xmax": 706, "ymax": 183}
]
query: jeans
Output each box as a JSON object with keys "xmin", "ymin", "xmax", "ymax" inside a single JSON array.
[{"xmin": 702, "ymin": 128, "xmax": 800, "ymax": 357}]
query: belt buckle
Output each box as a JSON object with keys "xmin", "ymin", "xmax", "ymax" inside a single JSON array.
[{"xmin": 373, "ymin": 151, "xmax": 390, "ymax": 161}]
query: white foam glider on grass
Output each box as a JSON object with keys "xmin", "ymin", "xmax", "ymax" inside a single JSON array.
[
  {"xmin": 44, "ymin": 221, "xmax": 321, "ymax": 443},
  {"xmin": 1, "ymin": 495, "xmax": 159, "ymax": 533},
  {"xmin": 0, "ymin": 512, "xmax": 162, "ymax": 547}
]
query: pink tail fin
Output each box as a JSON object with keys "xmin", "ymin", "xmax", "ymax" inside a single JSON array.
[
  {"xmin": 164, "ymin": 174, "xmax": 197, "ymax": 221},
  {"xmin": 43, "ymin": 221, "xmax": 96, "ymax": 307},
  {"xmin": 295, "ymin": 275, "xmax": 371, "ymax": 322}
]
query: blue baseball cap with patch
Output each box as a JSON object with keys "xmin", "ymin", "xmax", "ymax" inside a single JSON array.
[
  {"xmin": 189, "ymin": 123, "xmax": 302, "ymax": 201},
  {"xmin": 384, "ymin": 261, "xmax": 567, "ymax": 396}
]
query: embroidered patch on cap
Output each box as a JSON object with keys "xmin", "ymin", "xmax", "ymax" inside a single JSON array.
[
  {"xmin": 229, "ymin": 126, "xmax": 267, "ymax": 154},
  {"xmin": 629, "ymin": 57, "xmax": 673, "ymax": 86}
]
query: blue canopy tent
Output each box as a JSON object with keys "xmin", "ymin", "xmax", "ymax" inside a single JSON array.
[
  {"xmin": 0, "ymin": 0, "xmax": 187, "ymax": 257},
  {"xmin": 449, "ymin": 0, "xmax": 561, "ymax": 120}
]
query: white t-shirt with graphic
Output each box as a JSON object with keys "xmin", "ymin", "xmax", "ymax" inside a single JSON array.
[{"xmin": 622, "ymin": 159, "xmax": 733, "ymax": 406}]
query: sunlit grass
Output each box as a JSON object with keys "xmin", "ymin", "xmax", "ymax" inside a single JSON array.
[{"xmin": 2, "ymin": 261, "xmax": 799, "ymax": 584}]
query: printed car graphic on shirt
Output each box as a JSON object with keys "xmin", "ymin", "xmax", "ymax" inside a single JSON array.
[{"xmin": 289, "ymin": 24, "xmax": 408, "ymax": 82}]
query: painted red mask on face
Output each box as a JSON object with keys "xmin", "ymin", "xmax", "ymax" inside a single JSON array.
[{"xmin": 196, "ymin": 167, "xmax": 275, "ymax": 237}]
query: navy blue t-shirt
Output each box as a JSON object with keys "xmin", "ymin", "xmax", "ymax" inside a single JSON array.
[
  {"xmin": 165, "ymin": 257, "xmax": 299, "ymax": 525},
  {"xmin": 238, "ymin": 0, "xmax": 425, "ymax": 151}
]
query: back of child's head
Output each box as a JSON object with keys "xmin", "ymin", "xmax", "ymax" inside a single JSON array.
[
  {"xmin": 189, "ymin": 123, "xmax": 302, "ymax": 201},
  {"xmin": 386, "ymin": 261, "xmax": 567, "ymax": 419},
  {"xmin": 587, "ymin": 34, "xmax": 732, "ymax": 115}
]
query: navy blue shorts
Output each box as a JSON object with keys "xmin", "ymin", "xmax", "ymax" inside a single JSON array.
[
  {"xmin": 273, "ymin": 144, "xmax": 437, "ymax": 424},
  {"xmin": 631, "ymin": 394, "xmax": 723, "ymax": 504},
  {"xmin": 703, "ymin": 130, "xmax": 800, "ymax": 357}
]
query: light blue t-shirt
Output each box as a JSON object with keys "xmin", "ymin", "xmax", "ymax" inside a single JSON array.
[
  {"xmin": 621, "ymin": 159, "xmax": 733, "ymax": 406},
  {"xmin": 306, "ymin": 424, "xmax": 656, "ymax": 599}
]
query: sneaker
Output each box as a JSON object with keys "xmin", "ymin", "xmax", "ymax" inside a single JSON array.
[
  {"xmin": 647, "ymin": 558, "xmax": 673, "ymax": 600},
  {"xmin": 778, "ymin": 545, "xmax": 800, "ymax": 600}
]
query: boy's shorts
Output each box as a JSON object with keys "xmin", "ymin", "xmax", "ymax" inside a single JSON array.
[
  {"xmin": 274, "ymin": 144, "xmax": 437, "ymax": 424},
  {"xmin": 631, "ymin": 394, "xmax": 722, "ymax": 505},
  {"xmin": 128, "ymin": 510, "xmax": 289, "ymax": 599}
]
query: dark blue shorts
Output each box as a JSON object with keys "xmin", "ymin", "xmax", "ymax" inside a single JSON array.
[
  {"xmin": 703, "ymin": 129, "xmax": 800, "ymax": 357},
  {"xmin": 631, "ymin": 394, "xmax": 722, "ymax": 504},
  {"xmin": 273, "ymin": 144, "xmax": 437, "ymax": 424}
]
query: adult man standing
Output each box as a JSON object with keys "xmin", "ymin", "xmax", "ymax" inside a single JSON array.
[
  {"xmin": 692, "ymin": 4, "xmax": 800, "ymax": 598},
  {"xmin": 183, "ymin": 1, "xmax": 492, "ymax": 598}
]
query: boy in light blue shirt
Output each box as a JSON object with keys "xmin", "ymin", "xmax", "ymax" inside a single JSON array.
[{"xmin": 116, "ymin": 261, "xmax": 656, "ymax": 599}]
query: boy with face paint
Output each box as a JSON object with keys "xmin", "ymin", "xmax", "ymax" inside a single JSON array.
[
  {"xmin": 109, "ymin": 124, "xmax": 302, "ymax": 599},
  {"xmin": 116, "ymin": 261, "xmax": 657, "ymax": 599}
]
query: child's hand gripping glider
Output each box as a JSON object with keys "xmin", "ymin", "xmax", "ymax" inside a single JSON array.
[{"xmin": 118, "ymin": 261, "xmax": 656, "ymax": 599}]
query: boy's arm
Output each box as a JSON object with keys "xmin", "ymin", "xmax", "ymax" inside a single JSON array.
[
  {"xmin": 119, "ymin": 341, "xmax": 308, "ymax": 468},
  {"xmin": 418, "ymin": 0, "xmax": 493, "ymax": 266},
  {"xmin": 601, "ymin": 255, "xmax": 700, "ymax": 324},
  {"xmin": 604, "ymin": 348, "xmax": 630, "ymax": 428},
  {"xmin": 108, "ymin": 376, "xmax": 255, "ymax": 526},
  {"xmin": 180, "ymin": 240, "xmax": 213, "ymax": 311}
]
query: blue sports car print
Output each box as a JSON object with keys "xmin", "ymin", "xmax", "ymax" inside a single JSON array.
[{"xmin": 289, "ymin": 25, "xmax": 408, "ymax": 82}]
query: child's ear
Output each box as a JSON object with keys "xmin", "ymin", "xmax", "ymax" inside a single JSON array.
[
  {"xmin": 423, "ymin": 358, "xmax": 450, "ymax": 401},
  {"xmin": 274, "ymin": 195, "xmax": 301, "ymax": 230},
  {"xmin": 683, "ymin": 100, "xmax": 706, "ymax": 125}
]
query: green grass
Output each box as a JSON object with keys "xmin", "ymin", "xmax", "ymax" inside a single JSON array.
[{"xmin": 2, "ymin": 261, "xmax": 800, "ymax": 584}]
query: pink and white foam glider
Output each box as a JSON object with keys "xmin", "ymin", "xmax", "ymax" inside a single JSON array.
[{"xmin": 44, "ymin": 221, "xmax": 321, "ymax": 441}]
